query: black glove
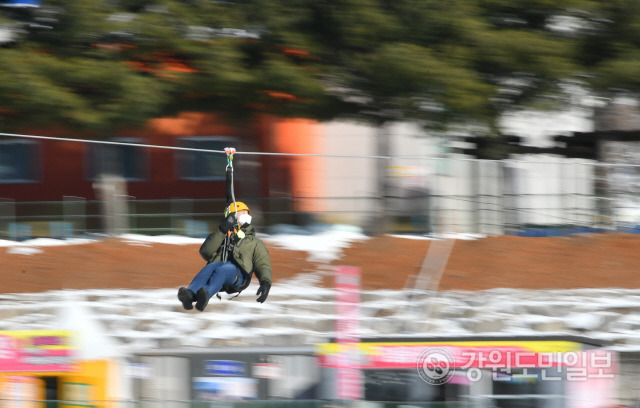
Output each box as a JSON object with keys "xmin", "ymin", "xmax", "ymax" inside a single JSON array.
[
  {"xmin": 218, "ymin": 214, "xmax": 236, "ymax": 233},
  {"xmin": 256, "ymin": 280, "xmax": 271, "ymax": 303}
]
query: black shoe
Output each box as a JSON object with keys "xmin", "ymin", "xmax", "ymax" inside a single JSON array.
[
  {"xmin": 178, "ymin": 287, "xmax": 195, "ymax": 310},
  {"xmin": 195, "ymin": 288, "xmax": 210, "ymax": 312}
]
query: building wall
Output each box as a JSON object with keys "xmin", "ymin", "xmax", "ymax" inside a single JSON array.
[
  {"xmin": 318, "ymin": 121, "xmax": 599, "ymax": 233},
  {"xmin": 0, "ymin": 117, "xmax": 605, "ymax": 234},
  {"xmin": 0, "ymin": 113, "xmax": 319, "ymax": 203}
]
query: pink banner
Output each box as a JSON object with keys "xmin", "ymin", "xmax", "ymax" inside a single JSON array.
[
  {"xmin": 318, "ymin": 343, "xmax": 617, "ymax": 374},
  {"xmin": 361, "ymin": 344, "xmax": 539, "ymax": 369},
  {"xmin": 335, "ymin": 266, "xmax": 362, "ymax": 400},
  {"xmin": 0, "ymin": 331, "xmax": 75, "ymax": 372}
]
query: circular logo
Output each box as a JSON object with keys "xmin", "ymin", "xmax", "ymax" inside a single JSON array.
[{"xmin": 417, "ymin": 347, "xmax": 455, "ymax": 385}]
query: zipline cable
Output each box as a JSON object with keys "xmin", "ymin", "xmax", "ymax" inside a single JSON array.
[
  {"xmin": 0, "ymin": 131, "xmax": 391, "ymax": 159},
  {"xmin": 0, "ymin": 132, "xmax": 615, "ymax": 229},
  {"xmin": 0, "ymin": 130, "xmax": 623, "ymax": 165}
]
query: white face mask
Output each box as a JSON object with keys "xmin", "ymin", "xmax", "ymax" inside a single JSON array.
[{"xmin": 238, "ymin": 213, "xmax": 252, "ymax": 225}]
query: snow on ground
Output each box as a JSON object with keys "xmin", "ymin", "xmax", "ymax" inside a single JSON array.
[
  {"xmin": 2, "ymin": 227, "xmax": 640, "ymax": 357},
  {"xmin": 263, "ymin": 224, "xmax": 369, "ymax": 262},
  {"xmin": 0, "ymin": 225, "xmax": 476, "ymax": 261},
  {"xmin": 3, "ymin": 285, "xmax": 640, "ymax": 357},
  {"xmin": 119, "ymin": 234, "xmax": 204, "ymax": 245},
  {"xmin": 0, "ymin": 238, "xmax": 99, "ymax": 248},
  {"xmin": 0, "ymin": 223, "xmax": 369, "ymax": 262},
  {"xmin": 389, "ymin": 233, "xmax": 486, "ymax": 241},
  {"xmin": 0, "ymin": 238, "xmax": 98, "ymax": 255}
]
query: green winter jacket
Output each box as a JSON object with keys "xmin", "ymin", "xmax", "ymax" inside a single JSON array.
[{"xmin": 199, "ymin": 224, "xmax": 272, "ymax": 293}]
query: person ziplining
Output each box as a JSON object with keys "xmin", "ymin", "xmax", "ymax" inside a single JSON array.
[{"xmin": 177, "ymin": 148, "xmax": 272, "ymax": 311}]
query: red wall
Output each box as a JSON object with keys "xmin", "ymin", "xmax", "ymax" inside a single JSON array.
[{"xmin": 1, "ymin": 113, "xmax": 320, "ymax": 203}]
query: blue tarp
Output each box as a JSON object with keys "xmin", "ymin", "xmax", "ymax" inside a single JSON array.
[
  {"xmin": 510, "ymin": 226, "xmax": 608, "ymax": 237},
  {"xmin": 0, "ymin": 0, "xmax": 41, "ymax": 7}
]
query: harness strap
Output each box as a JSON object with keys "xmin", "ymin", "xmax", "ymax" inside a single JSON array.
[
  {"xmin": 225, "ymin": 147, "xmax": 237, "ymax": 224},
  {"xmin": 217, "ymin": 292, "xmax": 241, "ymax": 301},
  {"xmin": 222, "ymin": 147, "xmax": 237, "ymax": 263},
  {"xmin": 219, "ymin": 147, "xmax": 242, "ymax": 299},
  {"xmin": 230, "ymin": 266, "xmax": 240, "ymax": 286},
  {"xmin": 216, "ymin": 265, "xmax": 242, "ymax": 300}
]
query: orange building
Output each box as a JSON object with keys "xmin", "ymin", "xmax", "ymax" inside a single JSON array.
[{"xmin": 0, "ymin": 113, "xmax": 323, "ymax": 208}]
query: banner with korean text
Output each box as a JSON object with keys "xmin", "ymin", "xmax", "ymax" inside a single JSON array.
[
  {"xmin": 0, "ymin": 330, "xmax": 75, "ymax": 372},
  {"xmin": 334, "ymin": 266, "xmax": 362, "ymax": 400}
]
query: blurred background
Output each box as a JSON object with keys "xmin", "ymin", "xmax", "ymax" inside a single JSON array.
[{"xmin": 1, "ymin": 0, "xmax": 640, "ymax": 406}]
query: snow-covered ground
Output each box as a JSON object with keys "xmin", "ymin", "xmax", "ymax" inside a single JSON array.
[{"xmin": 1, "ymin": 228, "xmax": 640, "ymax": 359}]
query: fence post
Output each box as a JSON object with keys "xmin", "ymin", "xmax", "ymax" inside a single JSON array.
[
  {"xmin": 0, "ymin": 198, "xmax": 16, "ymax": 240},
  {"xmin": 472, "ymin": 159, "xmax": 481, "ymax": 234},
  {"xmin": 94, "ymin": 174, "xmax": 130, "ymax": 236},
  {"xmin": 63, "ymin": 196, "xmax": 86, "ymax": 237},
  {"xmin": 126, "ymin": 196, "xmax": 137, "ymax": 235},
  {"xmin": 171, "ymin": 198, "xmax": 192, "ymax": 236}
]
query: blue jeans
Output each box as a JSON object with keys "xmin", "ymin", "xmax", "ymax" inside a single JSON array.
[{"xmin": 188, "ymin": 261, "xmax": 243, "ymax": 299}]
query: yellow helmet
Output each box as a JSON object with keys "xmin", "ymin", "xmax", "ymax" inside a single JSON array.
[{"xmin": 226, "ymin": 201, "xmax": 250, "ymax": 214}]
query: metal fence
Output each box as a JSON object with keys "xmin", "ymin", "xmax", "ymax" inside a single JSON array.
[
  {"xmin": 0, "ymin": 196, "xmax": 369, "ymax": 239},
  {"xmin": 1, "ymin": 158, "xmax": 639, "ymax": 240}
]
